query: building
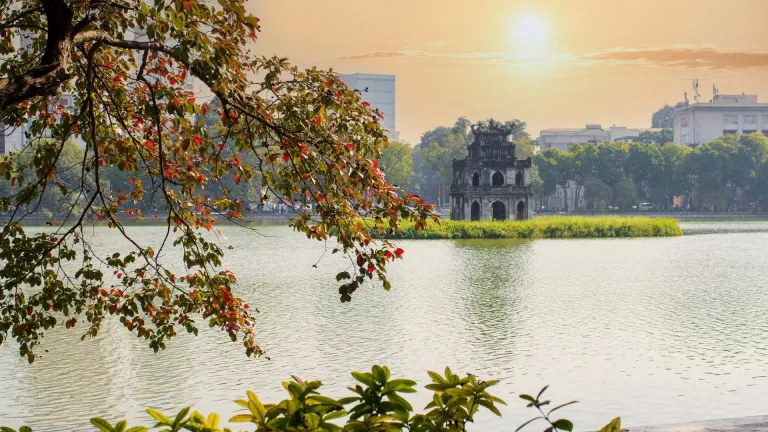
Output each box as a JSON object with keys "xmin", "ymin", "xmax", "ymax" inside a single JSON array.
[
  {"xmin": 539, "ymin": 124, "xmax": 663, "ymax": 151},
  {"xmin": 339, "ymin": 73, "xmax": 399, "ymax": 141},
  {"xmin": 674, "ymin": 93, "xmax": 768, "ymax": 146},
  {"xmin": 2, "ymin": 31, "xmax": 80, "ymax": 153},
  {"xmin": 449, "ymin": 120, "xmax": 534, "ymax": 221}
]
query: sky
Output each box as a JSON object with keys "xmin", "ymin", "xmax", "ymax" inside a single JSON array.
[{"xmin": 250, "ymin": 0, "xmax": 768, "ymax": 144}]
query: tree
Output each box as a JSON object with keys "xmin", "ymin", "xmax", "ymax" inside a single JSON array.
[
  {"xmin": 378, "ymin": 140, "xmax": 414, "ymax": 191},
  {"xmin": 535, "ymin": 148, "xmax": 575, "ymax": 213},
  {"xmin": 0, "ymin": 0, "xmax": 434, "ymax": 362},
  {"xmin": 612, "ymin": 177, "xmax": 638, "ymax": 210},
  {"xmin": 637, "ymin": 129, "xmax": 673, "ymax": 145},
  {"xmin": 651, "ymin": 105, "xmax": 675, "ymax": 128}
]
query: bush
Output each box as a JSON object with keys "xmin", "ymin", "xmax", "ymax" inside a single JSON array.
[
  {"xmin": 1, "ymin": 365, "xmax": 625, "ymax": 432},
  {"xmin": 369, "ymin": 216, "xmax": 683, "ymax": 239}
]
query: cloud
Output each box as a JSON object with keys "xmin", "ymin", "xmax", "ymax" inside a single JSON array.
[
  {"xmin": 338, "ymin": 50, "xmax": 426, "ymax": 60},
  {"xmin": 582, "ymin": 46, "xmax": 768, "ymax": 70},
  {"xmin": 337, "ymin": 45, "xmax": 768, "ymax": 70}
]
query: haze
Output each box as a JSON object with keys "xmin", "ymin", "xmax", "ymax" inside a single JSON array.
[{"xmin": 252, "ymin": 0, "xmax": 768, "ymax": 143}]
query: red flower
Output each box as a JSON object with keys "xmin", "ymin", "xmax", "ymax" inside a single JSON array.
[
  {"xmin": 362, "ymin": 101, "xmax": 370, "ymax": 107},
  {"xmin": 372, "ymin": 159, "xmax": 378, "ymax": 168},
  {"xmin": 345, "ymin": 143, "xmax": 355, "ymax": 149},
  {"xmin": 385, "ymin": 250, "xmax": 392, "ymax": 259},
  {"xmin": 192, "ymin": 136, "xmax": 202, "ymax": 145},
  {"xmin": 282, "ymin": 153, "xmax": 290, "ymax": 162},
  {"xmin": 172, "ymin": 98, "xmax": 180, "ymax": 106},
  {"xmin": 367, "ymin": 265, "xmax": 375, "ymax": 273},
  {"xmin": 394, "ymin": 248, "xmax": 404, "ymax": 256}
]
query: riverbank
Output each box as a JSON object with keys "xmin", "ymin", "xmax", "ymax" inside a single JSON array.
[
  {"xmin": 369, "ymin": 216, "xmax": 683, "ymax": 239},
  {"xmin": 628, "ymin": 414, "xmax": 768, "ymax": 432}
]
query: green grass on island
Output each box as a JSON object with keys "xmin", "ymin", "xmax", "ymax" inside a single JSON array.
[{"xmin": 370, "ymin": 216, "xmax": 683, "ymax": 239}]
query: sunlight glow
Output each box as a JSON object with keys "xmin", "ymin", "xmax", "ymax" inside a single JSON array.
[{"xmin": 514, "ymin": 15, "xmax": 550, "ymax": 49}]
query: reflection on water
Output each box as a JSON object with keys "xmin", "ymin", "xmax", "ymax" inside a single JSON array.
[{"xmin": 2, "ymin": 224, "xmax": 768, "ymax": 431}]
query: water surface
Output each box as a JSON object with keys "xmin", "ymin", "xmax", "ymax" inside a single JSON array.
[{"xmin": 2, "ymin": 222, "xmax": 768, "ymax": 431}]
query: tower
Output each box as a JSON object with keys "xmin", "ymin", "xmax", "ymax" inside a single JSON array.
[{"xmin": 449, "ymin": 120, "xmax": 535, "ymax": 221}]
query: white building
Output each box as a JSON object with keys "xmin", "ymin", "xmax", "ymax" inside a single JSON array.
[
  {"xmin": 339, "ymin": 73, "xmax": 399, "ymax": 141},
  {"xmin": 539, "ymin": 124, "xmax": 662, "ymax": 151},
  {"xmin": 674, "ymin": 93, "xmax": 768, "ymax": 146}
]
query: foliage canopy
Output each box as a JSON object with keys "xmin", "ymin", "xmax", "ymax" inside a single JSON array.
[{"xmin": 0, "ymin": 0, "xmax": 434, "ymax": 362}]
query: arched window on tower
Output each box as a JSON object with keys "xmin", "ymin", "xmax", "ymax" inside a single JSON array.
[
  {"xmin": 515, "ymin": 171, "xmax": 524, "ymax": 186},
  {"xmin": 492, "ymin": 171, "xmax": 504, "ymax": 187},
  {"xmin": 472, "ymin": 172, "xmax": 480, "ymax": 187}
]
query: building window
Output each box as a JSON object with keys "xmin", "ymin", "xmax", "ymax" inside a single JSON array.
[
  {"xmin": 744, "ymin": 115, "xmax": 757, "ymax": 125},
  {"xmin": 681, "ymin": 117, "xmax": 689, "ymax": 127},
  {"xmin": 763, "ymin": 115, "xmax": 768, "ymax": 125},
  {"xmin": 724, "ymin": 115, "xmax": 738, "ymax": 124},
  {"xmin": 681, "ymin": 134, "xmax": 689, "ymax": 145}
]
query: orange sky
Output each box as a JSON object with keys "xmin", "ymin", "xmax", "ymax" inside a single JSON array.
[{"xmin": 251, "ymin": 0, "xmax": 768, "ymax": 143}]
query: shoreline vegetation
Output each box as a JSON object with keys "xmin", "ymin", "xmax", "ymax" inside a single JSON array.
[{"xmin": 370, "ymin": 216, "xmax": 683, "ymax": 239}]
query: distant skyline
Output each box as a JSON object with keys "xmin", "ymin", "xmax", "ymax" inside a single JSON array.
[{"xmin": 251, "ymin": 0, "xmax": 768, "ymax": 143}]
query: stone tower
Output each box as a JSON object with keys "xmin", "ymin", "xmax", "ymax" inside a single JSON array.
[{"xmin": 449, "ymin": 120, "xmax": 534, "ymax": 221}]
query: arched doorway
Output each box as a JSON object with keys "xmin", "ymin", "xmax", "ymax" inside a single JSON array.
[
  {"xmin": 516, "ymin": 200, "xmax": 526, "ymax": 220},
  {"xmin": 471, "ymin": 172, "xmax": 480, "ymax": 186},
  {"xmin": 471, "ymin": 201, "xmax": 481, "ymax": 221},
  {"xmin": 515, "ymin": 171, "xmax": 524, "ymax": 186},
  {"xmin": 491, "ymin": 201, "xmax": 506, "ymax": 220},
  {"xmin": 492, "ymin": 171, "xmax": 504, "ymax": 187}
]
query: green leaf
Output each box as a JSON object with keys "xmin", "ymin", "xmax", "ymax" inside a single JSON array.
[
  {"xmin": 125, "ymin": 427, "xmax": 148, "ymax": 432},
  {"xmin": 114, "ymin": 420, "xmax": 127, "ymax": 432},
  {"xmin": 597, "ymin": 417, "xmax": 623, "ymax": 432},
  {"xmin": 229, "ymin": 414, "xmax": 254, "ymax": 423},
  {"xmin": 304, "ymin": 413, "xmax": 321, "ymax": 429},
  {"xmin": 386, "ymin": 392, "xmax": 413, "ymax": 412},
  {"xmin": 552, "ymin": 419, "xmax": 574, "ymax": 432},
  {"xmin": 519, "ymin": 394, "xmax": 536, "ymax": 402},
  {"xmin": 351, "ymin": 371, "xmax": 374, "ymax": 386},
  {"xmin": 172, "ymin": 406, "xmax": 191, "ymax": 428},
  {"xmin": 206, "ymin": 413, "xmax": 220, "ymax": 428},
  {"xmin": 90, "ymin": 418, "xmax": 114, "ymax": 432},
  {"xmin": 146, "ymin": 409, "xmax": 172, "ymax": 425}
]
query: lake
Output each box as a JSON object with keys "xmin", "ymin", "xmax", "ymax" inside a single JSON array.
[{"xmin": 2, "ymin": 221, "xmax": 768, "ymax": 431}]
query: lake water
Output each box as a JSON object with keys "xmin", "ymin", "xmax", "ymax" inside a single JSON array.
[{"xmin": 2, "ymin": 221, "xmax": 768, "ymax": 431}]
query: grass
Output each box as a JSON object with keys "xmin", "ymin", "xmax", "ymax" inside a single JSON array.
[{"xmin": 369, "ymin": 216, "xmax": 683, "ymax": 239}]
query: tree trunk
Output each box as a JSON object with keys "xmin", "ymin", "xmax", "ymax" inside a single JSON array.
[{"xmin": 560, "ymin": 184, "xmax": 569, "ymax": 214}]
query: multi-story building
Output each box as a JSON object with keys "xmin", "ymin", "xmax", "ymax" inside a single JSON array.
[
  {"xmin": 539, "ymin": 124, "xmax": 662, "ymax": 151},
  {"xmin": 339, "ymin": 73, "xmax": 399, "ymax": 141},
  {"xmin": 674, "ymin": 93, "xmax": 768, "ymax": 146}
]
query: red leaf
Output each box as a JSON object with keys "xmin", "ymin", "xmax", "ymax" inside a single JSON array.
[
  {"xmin": 367, "ymin": 265, "xmax": 375, "ymax": 273},
  {"xmin": 172, "ymin": 98, "xmax": 180, "ymax": 106},
  {"xmin": 187, "ymin": 97, "xmax": 196, "ymax": 104},
  {"xmin": 395, "ymin": 248, "xmax": 404, "ymax": 256},
  {"xmin": 314, "ymin": 115, "xmax": 322, "ymax": 124},
  {"xmin": 345, "ymin": 143, "xmax": 355, "ymax": 149},
  {"xmin": 385, "ymin": 250, "xmax": 392, "ymax": 259},
  {"xmin": 282, "ymin": 153, "xmax": 290, "ymax": 162},
  {"xmin": 356, "ymin": 254, "xmax": 365, "ymax": 267},
  {"xmin": 192, "ymin": 136, "xmax": 202, "ymax": 145},
  {"xmin": 317, "ymin": 193, "xmax": 324, "ymax": 202},
  {"xmin": 372, "ymin": 159, "xmax": 378, "ymax": 168},
  {"xmin": 362, "ymin": 101, "xmax": 370, "ymax": 107},
  {"xmin": 230, "ymin": 112, "xmax": 238, "ymax": 119},
  {"xmin": 144, "ymin": 140, "xmax": 155, "ymax": 150}
]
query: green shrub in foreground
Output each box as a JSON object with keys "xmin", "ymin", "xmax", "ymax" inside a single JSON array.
[
  {"xmin": 1, "ymin": 365, "xmax": 625, "ymax": 432},
  {"xmin": 370, "ymin": 216, "xmax": 682, "ymax": 239}
]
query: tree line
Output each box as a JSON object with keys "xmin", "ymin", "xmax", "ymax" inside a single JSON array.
[{"xmin": 378, "ymin": 118, "xmax": 768, "ymax": 213}]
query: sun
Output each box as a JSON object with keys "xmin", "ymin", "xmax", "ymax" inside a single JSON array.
[{"xmin": 514, "ymin": 15, "xmax": 550, "ymax": 49}]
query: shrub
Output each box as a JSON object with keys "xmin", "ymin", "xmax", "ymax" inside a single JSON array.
[
  {"xmin": 368, "ymin": 216, "xmax": 683, "ymax": 240},
  {"xmin": 0, "ymin": 365, "xmax": 626, "ymax": 432}
]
